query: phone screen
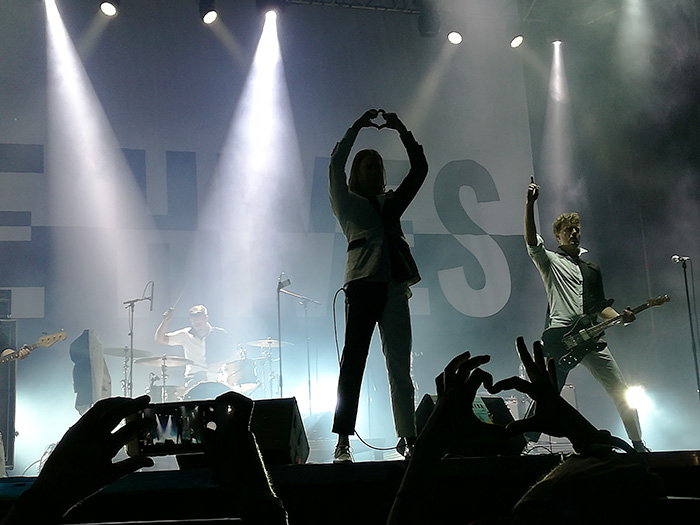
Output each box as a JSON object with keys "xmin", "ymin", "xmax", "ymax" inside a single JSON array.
[{"xmin": 126, "ymin": 400, "xmax": 218, "ymax": 456}]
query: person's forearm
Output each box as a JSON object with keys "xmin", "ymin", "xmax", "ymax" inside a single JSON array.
[
  {"xmin": 524, "ymin": 201, "xmax": 538, "ymax": 246},
  {"xmin": 386, "ymin": 411, "xmax": 449, "ymax": 525},
  {"xmin": 599, "ymin": 306, "xmax": 619, "ymax": 321},
  {"xmin": 330, "ymin": 125, "xmax": 359, "ymax": 170},
  {"xmin": 154, "ymin": 320, "xmax": 169, "ymax": 344},
  {"xmin": 564, "ymin": 413, "xmax": 611, "ymax": 454}
]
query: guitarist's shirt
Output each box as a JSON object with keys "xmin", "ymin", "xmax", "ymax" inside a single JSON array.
[{"xmin": 528, "ymin": 234, "xmax": 613, "ymax": 330}]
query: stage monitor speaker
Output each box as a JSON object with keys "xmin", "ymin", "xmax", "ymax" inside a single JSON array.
[
  {"xmin": 0, "ymin": 320, "xmax": 17, "ymax": 470},
  {"xmin": 415, "ymin": 393, "xmax": 527, "ymax": 455},
  {"xmin": 250, "ymin": 397, "xmax": 309, "ymax": 466}
]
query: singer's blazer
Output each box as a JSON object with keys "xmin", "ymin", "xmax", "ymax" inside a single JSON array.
[{"xmin": 329, "ymin": 127, "xmax": 428, "ymax": 287}]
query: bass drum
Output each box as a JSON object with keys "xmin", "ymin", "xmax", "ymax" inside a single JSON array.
[{"xmin": 182, "ymin": 381, "xmax": 232, "ymax": 400}]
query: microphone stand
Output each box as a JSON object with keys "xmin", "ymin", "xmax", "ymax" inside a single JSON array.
[
  {"xmin": 277, "ymin": 274, "xmax": 290, "ymax": 398},
  {"xmin": 280, "ymin": 288, "xmax": 321, "ymax": 415},
  {"xmin": 679, "ymin": 259, "xmax": 700, "ymax": 404},
  {"xmin": 122, "ymin": 294, "xmax": 151, "ymax": 398}
]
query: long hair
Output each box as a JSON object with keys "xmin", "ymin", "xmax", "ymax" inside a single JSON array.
[{"xmin": 348, "ymin": 149, "xmax": 385, "ymax": 195}]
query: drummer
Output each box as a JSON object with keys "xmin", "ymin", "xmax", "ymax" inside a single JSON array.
[{"xmin": 154, "ymin": 304, "xmax": 232, "ymax": 388}]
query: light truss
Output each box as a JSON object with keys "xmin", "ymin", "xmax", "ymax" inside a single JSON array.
[{"xmin": 287, "ymin": 0, "xmax": 420, "ymax": 15}]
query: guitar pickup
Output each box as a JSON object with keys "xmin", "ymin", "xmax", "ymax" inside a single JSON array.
[{"xmin": 577, "ymin": 330, "xmax": 591, "ymax": 341}]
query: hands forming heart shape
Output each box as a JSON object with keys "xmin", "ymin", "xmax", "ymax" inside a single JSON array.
[
  {"xmin": 369, "ymin": 109, "xmax": 388, "ymax": 129},
  {"xmin": 356, "ymin": 108, "xmax": 405, "ymax": 134}
]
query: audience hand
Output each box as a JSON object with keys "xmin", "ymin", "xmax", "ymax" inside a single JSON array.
[
  {"xmin": 3, "ymin": 396, "xmax": 154, "ymax": 523},
  {"xmin": 489, "ymin": 337, "xmax": 601, "ymax": 450},
  {"xmin": 420, "ymin": 351, "xmax": 510, "ymax": 456},
  {"xmin": 204, "ymin": 391, "xmax": 288, "ymax": 525}
]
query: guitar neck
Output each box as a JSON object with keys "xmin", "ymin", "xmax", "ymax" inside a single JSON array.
[
  {"xmin": 1, "ymin": 341, "xmax": 46, "ymax": 365},
  {"xmin": 0, "ymin": 331, "xmax": 66, "ymax": 366},
  {"xmin": 588, "ymin": 303, "xmax": 652, "ymax": 339}
]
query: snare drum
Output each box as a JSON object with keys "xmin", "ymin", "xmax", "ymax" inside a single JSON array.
[
  {"xmin": 183, "ymin": 380, "xmax": 232, "ymax": 400},
  {"xmin": 221, "ymin": 359, "xmax": 260, "ymax": 395}
]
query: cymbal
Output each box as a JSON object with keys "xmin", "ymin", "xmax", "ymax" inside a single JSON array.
[
  {"xmin": 135, "ymin": 355, "xmax": 193, "ymax": 367},
  {"xmin": 246, "ymin": 339, "xmax": 294, "ymax": 348},
  {"xmin": 104, "ymin": 347, "xmax": 152, "ymax": 358}
]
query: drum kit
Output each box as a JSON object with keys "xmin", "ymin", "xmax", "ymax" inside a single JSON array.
[{"xmin": 114, "ymin": 338, "xmax": 293, "ymax": 403}]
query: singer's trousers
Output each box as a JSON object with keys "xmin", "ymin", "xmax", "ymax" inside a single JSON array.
[{"xmin": 332, "ymin": 280, "xmax": 417, "ymax": 439}]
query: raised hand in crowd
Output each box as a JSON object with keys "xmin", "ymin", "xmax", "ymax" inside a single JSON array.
[
  {"xmin": 488, "ymin": 336, "xmax": 605, "ymax": 453},
  {"xmin": 422, "ymin": 351, "xmax": 511, "ymax": 457},
  {"xmin": 490, "ymin": 338, "xmax": 674, "ymax": 524},
  {"xmin": 387, "ymin": 351, "xmax": 511, "ymax": 525},
  {"xmin": 204, "ymin": 391, "xmax": 288, "ymax": 525},
  {"xmin": 1, "ymin": 396, "xmax": 154, "ymax": 524}
]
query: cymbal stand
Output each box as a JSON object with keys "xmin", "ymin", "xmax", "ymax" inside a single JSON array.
[
  {"xmin": 258, "ymin": 341, "xmax": 276, "ymax": 397},
  {"xmin": 160, "ymin": 357, "xmax": 170, "ymax": 402},
  {"xmin": 115, "ymin": 347, "xmax": 134, "ymax": 398}
]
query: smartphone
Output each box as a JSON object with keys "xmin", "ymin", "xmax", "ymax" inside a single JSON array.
[{"xmin": 125, "ymin": 400, "xmax": 221, "ymax": 457}]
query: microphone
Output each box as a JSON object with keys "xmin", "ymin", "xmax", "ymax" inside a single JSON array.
[
  {"xmin": 277, "ymin": 272, "xmax": 291, "ymax": 291},
  {"xmin": 148, "ymin": 281, "xmax": 155, "ymax": 311},
  {"xmin": 671, "ymin": 255, "xmax": 691, "ymax": 263}
]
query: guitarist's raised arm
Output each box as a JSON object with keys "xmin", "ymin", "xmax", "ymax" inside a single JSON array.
[{"xmin": 525, "ymin": 176, "xmax": 539, "ymax": 247}]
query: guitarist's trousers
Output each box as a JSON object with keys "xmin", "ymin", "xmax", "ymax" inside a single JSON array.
[{"xmin": 525, "ymin": 344, "xmax": 643, "ymax": 443}]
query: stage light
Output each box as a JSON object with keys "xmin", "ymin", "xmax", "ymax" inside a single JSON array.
[
  {"xmin": 99, "ymin": 0, "xmax": 120, "ymax": 17},
  {"xmin": 256, "ymin": 0, "xmax": 286, "ymax": 16},
  {"xmin": 626, "ymin": 385, "xmax": 653, "ymax": 414},
  {"xmin": 415, "ymin": 0, "xmax": 440, "ymax": 37},
  {"xmin": 199, "ymin": 0, "xmax": 218, "ymax": 24},
  {"xmin": 510, "ymin": 35, "xmax": 524, "ymax": 48},
  {"xmin": 447, "ymin": 31, "xmax": 462, "ymax": 45}
]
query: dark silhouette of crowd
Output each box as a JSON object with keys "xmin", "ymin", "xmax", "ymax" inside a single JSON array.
[{"xmin": 1, "ymin": 391, "xmax": 287, "ymax": 525}]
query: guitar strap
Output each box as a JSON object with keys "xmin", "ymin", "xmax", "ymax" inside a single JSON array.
[{"xmin": 576, "ymin": 258, "xmax": 597, "ymax": 323}]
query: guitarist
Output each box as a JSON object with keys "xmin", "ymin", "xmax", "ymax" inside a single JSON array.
[
  {"xmin": 524, "ymin": 177, "xmax": 648, "ymax": 452},
  {"xmin": 1, "ymin": 343, "xmax": 31, "ymax": 477}
]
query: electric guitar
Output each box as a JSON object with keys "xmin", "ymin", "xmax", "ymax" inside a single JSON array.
[
  {"xmin": 0, "ymin": 331, "xmax": 67, "ymax": 366},
  {"xmin": 541, "ymin": 295, "xmax": 670, "ymax": 372}
]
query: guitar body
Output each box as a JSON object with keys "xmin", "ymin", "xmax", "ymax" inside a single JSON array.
[
  {"xmin": 541, "ymin": 316, "xmax": 606, "ymax": 372},
  {"xmin": 541, "ymin": 295, "xmax": 670, "ymax": 374}
]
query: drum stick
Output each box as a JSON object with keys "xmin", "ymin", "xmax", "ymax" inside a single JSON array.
[{"xmin": 171, "ymin": 283, "xmax": 188, "ymax": 311}]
